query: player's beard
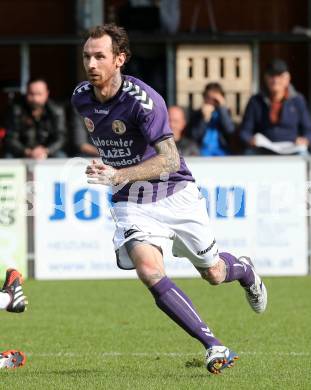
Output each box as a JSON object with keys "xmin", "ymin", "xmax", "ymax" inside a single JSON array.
[
  {"xmin": 88, "ymin": 75, "xmax": 104, "ymax": 88},
  {"xmin": 88, "ymin": 71, "xmax": 118, "ymax": 91}
]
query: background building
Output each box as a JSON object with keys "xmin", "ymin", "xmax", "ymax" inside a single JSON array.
[{"xmin": 0, "ymin": 0, "xmax": 311, "ymax": 123}]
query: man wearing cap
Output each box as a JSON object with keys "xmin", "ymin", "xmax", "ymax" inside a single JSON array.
[{"xmin": 240, "ymin": 58, "xmax": 311, "ymax": 154}]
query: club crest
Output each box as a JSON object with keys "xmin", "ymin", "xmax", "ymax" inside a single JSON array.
[
  {"xmin": 84, "ymin": 117, "xmax": 95, "ymax": 132},
  {"xmin": 112, "ymin": 120, "xmax": 126, "ymax": 135}
]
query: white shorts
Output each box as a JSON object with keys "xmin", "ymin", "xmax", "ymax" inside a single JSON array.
[{"xmin": 110, "ymin": 182, "xmax": 219, "ymax": 270}]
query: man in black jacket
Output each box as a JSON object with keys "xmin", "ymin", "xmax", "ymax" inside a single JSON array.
[{"xmin": 5, "ymin": 78, "xmax": 66, "ymax": 159}]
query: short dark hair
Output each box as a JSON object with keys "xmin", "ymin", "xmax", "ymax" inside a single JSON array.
[
  {"xmin": 203, "ymin": 82, "xmax": 225, "ymax": 97},
  {"xmin": 27, "ymin": 77, "xmax": 49, "ymax": 88},
  {"xmin": 85, "ymin": 24, "xmax": 131, "ymax": 64}
]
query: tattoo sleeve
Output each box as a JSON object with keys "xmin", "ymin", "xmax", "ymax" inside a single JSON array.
[{"xmin": 115, "ymin": 137, "xmax": 180, "ymax": 184}]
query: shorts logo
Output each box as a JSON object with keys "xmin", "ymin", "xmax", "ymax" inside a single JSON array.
[
  {"xmin": 84, "ymin": 117, "xmax": 95, "ymax": 132},
  {"xmin": 124, "ymin": 228, "xmax": 140, "ymax": 239},
  {"xmin": 112, "ymin": 120, "xmax": 126, "ymax": 135},
  {"xmin": 197, "ymin": 239, "xmax": 216, "ymax": 256}
]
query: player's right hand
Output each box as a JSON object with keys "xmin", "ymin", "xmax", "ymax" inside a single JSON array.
[
  {"xmin": 85, "ymin": 159, "xmax": 105, "ymax": 175},
  {"xmin": 86, "ymin": 160, "xmax": 117, "ymax": 186}
]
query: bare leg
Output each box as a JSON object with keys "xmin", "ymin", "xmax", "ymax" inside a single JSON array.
[
  {"xmin": 128, "ymin": 243, "xmax": 222, "ymax": 348},
  {"xmin": 128, "ymin": 243, "xmax": 165, "ymax": 287}
]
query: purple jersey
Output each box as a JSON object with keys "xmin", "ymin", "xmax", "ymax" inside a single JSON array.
[{"xmin": 71, "ymin": 75, "xmax": 194, "ymax": 203}]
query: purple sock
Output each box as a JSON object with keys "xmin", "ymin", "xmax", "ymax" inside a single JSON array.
[
  {"xmin": 219, "ymin": 252, "xmax": 255, "ymax": 287},
  {"xmin": 149, "ymin": 277, "xmax": 222, "ymax": 349}
]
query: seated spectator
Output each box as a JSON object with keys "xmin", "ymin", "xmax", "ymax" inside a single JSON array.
[
  {"xmin": 240, "ymin": 59, "xmax": 311, "ymax": 155},
  {"xmin": 168, "ymin": 105, "xmax": 199, "ymax": 156},
  {"xmin": 69, "ymin": 107, "xmax": 99, "ymax": 157},
  {"xmin": 187, "ymin": 83, "xmax": 235, "ymax": 156},
  {"xmin": 4, "ymin": 78, "xmax": 66, "ymax": 159}
]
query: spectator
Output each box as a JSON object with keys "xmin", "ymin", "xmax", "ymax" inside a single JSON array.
[
  {"xmin": 168, "ymin": 105, "xmax": 199, "ymax": 156},
  {"xmin": 4, "ymin": 78, "xmax": 66, "ymax": 159},
  {"xmin": 240, "ymin": 59, "xmax": 311, "ymax": 155},
  {"xmin": 70, "ymin": 107, "xmax": 99, "ymax": 157},
  {"xmin": 187, "ymin": 83, "xmax": 235, "ymax": 156}
]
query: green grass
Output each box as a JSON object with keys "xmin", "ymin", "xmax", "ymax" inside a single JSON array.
[{"xmin": 0, "ymin": 277, "xmax": 310, "ymax": 389}]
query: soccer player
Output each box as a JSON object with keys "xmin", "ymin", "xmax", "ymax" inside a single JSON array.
[
  {"xmin": 0, "ymin": 269, "xmax": 27, "ymax": 369},
  {"xmin": 72, "ymin": 24, "xmax": 267, "ymax": 374}
]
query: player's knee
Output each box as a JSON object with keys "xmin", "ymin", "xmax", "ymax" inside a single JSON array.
[
  {"xmin": 206, "ymin": 269, "xmax": 222, "ymax": 285},
  {"xmin": 129, "ymin": 244, "xmax": 165, "ymax": 287},
  {"xmin": 199, "ymin": 263, "xmax": 225, "ymax": 285},
  {"xmin": 136, "ymin": 261, "xmax": 165, "ymax": 287},
  {"xmin": 201, "ymin": 270, "xmax": 221, "ymax": 285}
]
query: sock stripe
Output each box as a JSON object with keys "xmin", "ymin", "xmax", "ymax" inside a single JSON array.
[{"xmin": 171, "ymin": 288, "xmax": 202, "ymax": 323}]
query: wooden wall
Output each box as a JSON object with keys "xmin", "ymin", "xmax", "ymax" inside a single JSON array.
[
  {"xmin": 0, "ymin": 0, "xmax": 75, "ymax": 35},
  {"xmin": 0, "ymin": 0, "xmax": 76, "ymax": 122},
  {"xmin": 180, "ymin": 0, "xmax": 307, "ymax": 32}
]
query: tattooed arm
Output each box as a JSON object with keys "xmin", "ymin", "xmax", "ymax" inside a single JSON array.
[
  {"xmin": 86, "ymin": 137, "xmax": 180, "ymax": 186},
  {"xmin": 116, "ymin": 137, "xmax": 180, "ymax": 184}
]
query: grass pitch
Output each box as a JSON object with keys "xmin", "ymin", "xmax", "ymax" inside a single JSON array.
[{"xmin": 0, "ymin": 277, "xmax": 310, "ymax": 389}]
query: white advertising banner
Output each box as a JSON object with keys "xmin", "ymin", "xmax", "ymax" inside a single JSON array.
[
  {"xmin": 0, "ymin": 162, "xmax": 27, "ymax": 277},
  {"xmin": 34, "ymin": 157, "xmax": 308, "ymax": 279},
  {"xmin": 187, "ymin": 156, "xmax": 308, "ymax": 276},
  {"xmin": 34, "ymin": 160, "xmax": 198, "ymax": 279}
]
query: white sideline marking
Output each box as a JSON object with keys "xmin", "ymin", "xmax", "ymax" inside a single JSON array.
[{"xmin": 26, "ymin": 351, "xmax": 311, "ymax": 357}]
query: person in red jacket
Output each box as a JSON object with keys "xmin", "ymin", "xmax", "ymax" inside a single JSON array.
[{"xmin": 0, "ymin": 269, "xmax": 27, "ymax": 369}]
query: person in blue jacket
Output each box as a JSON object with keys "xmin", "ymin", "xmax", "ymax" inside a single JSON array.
[
  {"xmin": 187, "ymin": 83, "xmax": 235, "ymax": 156},
  {"xmin": 240, "ymin": 59, "xmax": 311, "ymax": 155}
]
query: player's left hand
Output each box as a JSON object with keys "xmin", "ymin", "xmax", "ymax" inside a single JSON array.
[
  {"xmin": 86, "ymin": 160, "xmax": 117, "ymax": 186},
  {"xmin": 295, "ymin": 136, "xmax": 309, "ymax": 146}
]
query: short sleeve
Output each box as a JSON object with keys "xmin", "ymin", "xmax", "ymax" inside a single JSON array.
[
  {"xmin": 137, "ymin": 96, "xmax": 173, "ymax": 145},
  {"xmin": 71, "ymin": 81, "xmax": 91, "ymax": 114},
  {"xmin": 71, "ymin": 88, "xmax": 81, "ymax": 113}
]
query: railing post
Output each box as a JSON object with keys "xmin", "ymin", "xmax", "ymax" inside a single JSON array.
[
  {"xmin": 166, "ymin": 41, "xmax": 175, "ymax": 106},
  {"xmin": 20, "ymin": 43, "xmax": 30, "ymax": 93},
  {"xmin": 251, "ymin": 40, "xmax": 260, "ymax": 94}
]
